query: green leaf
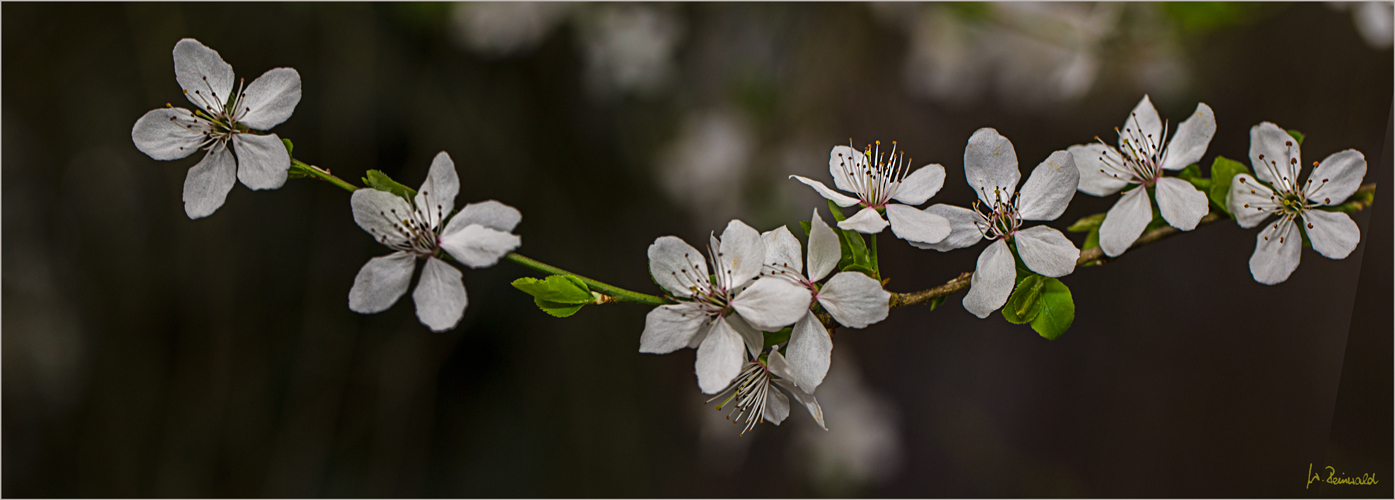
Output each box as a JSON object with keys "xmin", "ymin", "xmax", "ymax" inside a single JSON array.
[
  {"xmin": 281, "ymin": 138, "xmax": 294, "ymax": 156},
  {"xmin": 835, "ymin": 228, "xmax": 870, "ymax": 271},
  {"xmin": 1030, "ymin": 278, "xmax": 1074, "ymax": 340},
  {"xmin": 511, "ymin": 275, "xmax": 594, "ymax": 304},
  {"xmin": 1082, "ymin": 227, "xmax": 1101, "ymax": 253},
  {"xmin": 1066, "ymin": 213, "xmax": 1106, "ymax": 233},
  {"xmin": 798, "ymin": 220, "xmax": 812, "ymax": 237},
  {"xmin": 1002, "ymin": 274, "xmax": 1046, "ymax": 324},
  {"xmin": 1286, "ymin": 129, "xmax": 1305, "ymax": 146},
  {"xmin": 1176, "ymin": 163, "xmax": 1211, "ymax": 192},
  {"xmin": 362, "ymin": 170, "xmax": 419, "ymax": 200},
  {"xmin": 762, "ymin": 327, "xmax": 793, "ymax": 348},
  {"xmin": 534, "ymin": 298, "xmax": 586, "ymax": 318},
  {"xmin": 1207, "ymin": 156, "xmax": 1250, "ymax": 215},
  {"xmin": 928, "ymin": 296, "xmax": 947, "ymax": 311},
  {"xmin": 825, "ymin": 199, "xmax": 848, "ymax": 222},
  {"xmin": 841, "ymin": 264, "xmax": 878, "ymax": 280}
]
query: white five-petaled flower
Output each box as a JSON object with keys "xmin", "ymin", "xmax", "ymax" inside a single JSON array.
[
  {"xmin": 1228, "ymin": 122, "xmax": 1366, "ymax": 285},
  {"xmin": 915, "ymin": 128, "xmax": 1081, "ymax": 318},
  {"xmin": 640, "ymin": 220, "xmax": 813, "ymax": 394},
  {"xmin": 131, "ymin": 39, "xmax": 302, "ymax": 219},
  {"xmin": 707, "ymin": 349, "xmax": 826, "ymax": 436},
  {"xmin": 349, "ymin": 152, "xmax": 523, "ymax": 332},
  {"xmin": 759, "ymin": 209, "xmax": 890, "ymax": 392},
  {"xmin": 791, "ymin": 142, "xmax": 952, "ymax": 246},
  {"xmin": 1068, "ymin": 95, "xmax": 1216, "ymax": 256}
]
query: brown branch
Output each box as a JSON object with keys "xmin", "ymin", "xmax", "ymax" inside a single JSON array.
[{"xmin": 887, "ymin": 182, "xmax": 1378, "ymax": 310}]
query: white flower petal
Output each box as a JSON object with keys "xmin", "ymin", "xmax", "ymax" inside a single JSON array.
[
  {"xmin": 348, "ymin": 251, "xmax": 417, "ymax": 314},
  {"xmin": 1306, "ymin": 150, "xmax": 1367, "ymax": 206},
  {"xmin": 772, "ymin": 378, "xmax": 825, "ymax": 429},
  {"xmin": 131, "ymin": 107, "xmax": 207, "ymax": 160},
  {"xmin": 891, "ymin": 163, "xmax": 946, "ymax": 206},
  {"xmin": 807, "ymin": 208, "xmax": 840, "ymax": 283},
  {"xmin": 765, "ymin": 348, "xmax": 798, "ymax": 381},
  {"xmin": 828, "ymin": 145, "xmax": 865, "ymax": 193},
  {"xmin": 763, "ymin": 384, "xmax": 791, "ymax": 425},
  {"xmin": 784, "ymin": 311, "xmax": 832, "ymax": 391},
  {"xmin": 818, "ymin": 271, "xmax": 890, "ymax": 329},
  {"xmin": 412, "ymin": 257, "xmax": 468, "ymax": 332},
  {"xmin": 911, "ymin": 204, "xmax": 984, "ymax": 252},
  {"xmin": 726, "ymin": 313, "xmax": 766, "ymax": 358},
  {"xmin": 1154, "ymin": 177, "xmax": 1208, "ymax": 230},
  {"xmin": 439, "ymin": 224, "xmax": 522, "ymax": 268},
  {"xmin": 962, "ymin": 239, "xmax": 1015, "ymax": 319},
  {"xmin": 1249, "ymin": 121, "xmax": 1301, "ymax": 187},
  {"xmin": 1228, "ymin": 174, "xmax": 1277, "ymax": 229},
  {"xmin": 885, "ymin": 203, "xmax": 950, "ymax": 244},
  {"xmin": 638, "ymin": 303, "xmax": 711, "ymax": 354},
  {"xmin": 1068, "ymin": 143, "xmax": 1130, "ymax": 197},
  {"xmin": 237, "ymin": 67, "xmax": 302, "ymax": 130},
  {"xmin": 648, "ymin": 236, "xmax": 707, "ymax": 299},
  {"xmin": 791, "ymin": 175, "xmax": 861, "ymax": 207},
  {"xmin": 1120, "ymin": 95, "xmax": 1163, "ymax": 156},
  {"xmin": 173, "ymin": 39, "xmax": 235, "ymax": 114},
  {"xmin": 182, "ymin": 142, "xmax": 237, "ymax": 219},
  {"xmin": 231, "ymin": 133, "xmax": 290, "ymax": 190},
  {"xmin": 1303, "ymin": 209, "xmax": 1360, "ymax": 260},
  {"xmin": 964, "ymin": 128, "xmax": 1021, "ymax": 203},
  {"xmin": 730, "ymin": 278, "xmax": 812, "ymax": 331},
  {"xmin": 350, "ymin": 188, "xmax": 416, "ymax": 246},
  {"xmin": 1016, "ymin": 150, "xmax": 1079, "ymax": 221},
  {"xmin": 1013, "ymin": 225, "xmax": 1078, "ymax": 278},
  {"xmin": 761, "ymin": 225, "xmax": 803, "ymax": 274},
  {"xmin": 1159, "ymin": 103, "xmax": 1216, "ymax": 171},
  {"xmin": 838, "ymin": 206, "xmax": 889, "ymax": 234},
  {"xmin": 696, "ymin": 317, "xmax": 746, "ymax": 394},
  {"xmin": 1099, "ymin": 187, "xmax": 1152, "ymax": 257},
  {"xmin": 415, "ymin": 152, "xmax": 460, "ymax": 230},
  {"xmin": 447, "ymin": 200, "xmax": 522, "ymax": 233},
  {"xmin": 1249, "ymin": 218, "xmax": 1302, "ymax": 285},
  {"xmin": 719, "ymin": 219, "xmax": 766, "ymax": 290}
]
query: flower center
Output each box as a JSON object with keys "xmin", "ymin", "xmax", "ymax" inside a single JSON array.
[
  {"xmin": 834, "ymin": 140, "xmax": 911, "ymax": 208},
  {"xmin": 1095, "ymin": 114, "xmax": 1170, "ymax": 186},
  {"xmin": 972, "ymin": 187, "xmax": 1022, "ymax": 240},
  {"xmin": 707, "ymin": 359, "xmax": 773, "ymax": 436},
  {"xmin": 368, "ymin": 202, "xmax": 443, "ymax": 257},
  {"xmin": 668, "ymin": 243, "xmax": 736, "ymax": 315}
]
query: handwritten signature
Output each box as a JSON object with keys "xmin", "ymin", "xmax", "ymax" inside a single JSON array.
[{"xmin": 1307, "ymin": 463, "xmax": 1379, "ymax": 488}]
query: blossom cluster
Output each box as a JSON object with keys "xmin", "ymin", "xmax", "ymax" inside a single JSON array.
[{"xmin": 132, "ymin": 39, "xmax": 1370, "ymax": 437}]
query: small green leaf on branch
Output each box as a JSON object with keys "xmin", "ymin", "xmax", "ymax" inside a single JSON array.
[
  {"xmin": 1207, "ymin": 156, "xmax": 1250, "ymax": 215},
  {"xmin": 1286, "ymin": 129, "xmax": 1305, "ymax": 145},
  {"xmin": 534, "ymin": 298, "xmax": 586, "ymax": 317},
  {"xmin": 928, "ymin": 296, "xmax": 947, "ymax": 311},
  {"xmin": 512, "ymin": 274, "xmax": 595, "ymax": 317},
  {"xmin": 1030, "ymin": 278, "xmax": 1074, "ymax": 340},
  {"xmin": 1067, "ymin": 213, "xmax": 1106, "ymax": 233},
  {"xmin": 1177, "ymin": 163, "xmax": 1211, "ymax": 191},
  {"xmin": 763, "ymin": 327, "xmax": 793, "ymax": 348},
  {"xmin": 1002, "ymin": 274, "xmax": 1046, "ymax": 324},
  {"xmin": 363, "ymin": 170, "xmax": 419, "ymax": 201}
]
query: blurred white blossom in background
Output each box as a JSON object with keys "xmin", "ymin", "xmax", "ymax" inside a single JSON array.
[
  {"xmin": 794, "ymin": 353, "xmax": 903, "ymax": 495},
  {"xmin": 879, "ymin": 2, "xmax": 1120, "ymax": 110},
  {"xmin": 578, "ymin": 4, "xmax": 685, "ymax": 97},
  {"xmin": 1329, "ymin": 2, "xmax": 1394, "ymax": 50},
  {"xmin": 657, "ymin": 110, "xmax": 755, "ymax": 229},
  {"xmin": 449, "ymin": 2, "xmax": 575, "ymax": 58}
]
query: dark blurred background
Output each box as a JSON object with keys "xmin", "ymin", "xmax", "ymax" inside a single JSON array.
[{"xmin": 3, "ymin": 2, "xmax": 1391, "ymax": 497}]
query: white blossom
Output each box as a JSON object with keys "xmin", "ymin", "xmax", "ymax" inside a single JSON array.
[
  {"xmin": 916, "ymin": 128, "xmax": 1081, "ymax": 318},
  {"xmin": 791, "ymin": 142, "xmax": 952, "ymax": 246},
  {"xmin": 639, "ymin": 220, "xmax": 812, "ymax": 394},
  {"xmin": 758, "ymin": 209, "xmax": 890, "ymax": 392},
  {"xmin": 706, "ymin": 349, "xmax": 825, "ymax": 436},
  {"xmin": 1068, "ymin": 95, "xmax": 1215, "ymax": 256},
  {"xmin": 1228, "ymin": 122, "xmax": 1366, "ymax": 285},
  {"xmin": 349, "ymin": 152, "xmax": 522, "ymax": 331},
  {"xmin": 131, "ymin": 39, "xmax": 301, "ymax": 219}
]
